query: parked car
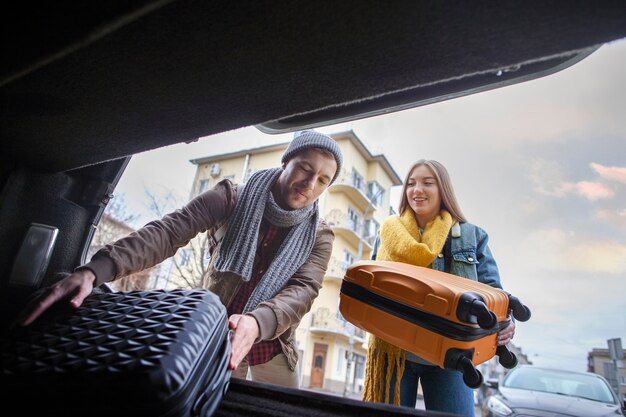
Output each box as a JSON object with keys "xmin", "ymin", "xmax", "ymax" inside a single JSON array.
[
  {"xmin": 2, "ymin": 2, "xmax": 626, "ymax": 416},
  {"xmin": 481, "ymin": 365, "xmax": 625, "ymax": 417}
]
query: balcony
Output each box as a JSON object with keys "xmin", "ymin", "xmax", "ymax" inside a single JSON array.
[
  {"xmin": 328, "ymin": 169, "xmax": 371, "ymax": 212},
  {"xmin": 361, "ymin": 233, "xmax": 376, "ymax": 248},
  {"xmin": 310, "ymin": 307, "xmax": 367, "ymax": 343},
  {"xmin": 325, "ymin": 256, "xmax": 349, "ymax": 280},
  {"xmin": 324, "ymin": 209, "xmax": 374, "ymax": 252}
]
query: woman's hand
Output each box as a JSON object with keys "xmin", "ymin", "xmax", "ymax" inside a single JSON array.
[
  {"xmin": 497, "ymin": 318, "xmax": 516, "ymax": 346},
  {"xmin": 15, "ymin": 269, "xmax": 96, "ymax": 326}
]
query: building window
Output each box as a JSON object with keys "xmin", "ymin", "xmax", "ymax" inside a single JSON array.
[
  {"xmin": 354, "ymin": 354, "xmax": 365, "ymax": 379},
  {"xmin": 367, "ymin": 181, "xmax": 385, "ymax": 206},
  {"xmin": 364, "ymin": 218, "xmax": 379, "ymax": 243},
  {"xmin": 351, "ymin": 168, "xmax": 365, "ymax": 193},
  {"xmin": 198, "ymin": 179, "xmax": 210, "ymax": 194},
  {"xmin": 347, "ymin": 207, "xmax": 360, "ymax": 233},
  {"xmin": 342, "ymin": 249, "xmax": 355, "ymax": 271},
  {"xmin": 315, "ymin": 354, "xmax": 324, "ymax": 368}
]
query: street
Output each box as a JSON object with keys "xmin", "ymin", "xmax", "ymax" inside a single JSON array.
[
  {"xmin": 414, "ymin": 397, "xmax": 483, "ymax": 416},
  {"xmin": 341, "ymin": 390, "xmax": 483, "ymax": 416}
]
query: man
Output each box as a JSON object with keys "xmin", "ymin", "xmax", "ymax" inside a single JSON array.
[{"xmin": 17, "ymin": 130, "xmax": 343, "ymax": 388}]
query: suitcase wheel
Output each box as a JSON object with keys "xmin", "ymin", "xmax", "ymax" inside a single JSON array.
[
  {"xmin": 457, "ymin": 293, "xmax": 498, "ymax": 329},
  {"xmin": 496, "ymin": 345, "xmax": 518, "ymax": 369},
  {"xmin": 458, "ymin": 356, "xmax": 484, "ymax": 389},
  {"xmin": 444, "ymin": 348, "xmax": 484, "ymax": 389},
  {"xmin": 476, "ymin": 307, "xmax": 498, "ymax": 329},
  {"xmin": 507, "ymin": 293, "xmax": 532, "ymax": 322}
]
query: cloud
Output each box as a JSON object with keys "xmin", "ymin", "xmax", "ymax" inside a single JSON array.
[
  {"xmin": 520, "ymin": 229, "xmax": 626, "ymax": 274},
  {"xmin": 574, "ymin": 181, "xmax": 614, "ymax": 200},
  {"xmin": 594, "ymin": 208, "xmax": 626, "ymax": 231},
  {"xmin": 528, "ymin": 159, "xmax": 617, "ymax": 201},
  {"xmin": 528, "ymin": 158, "xmax": 570, "ymax": 197},
  {"xmin": 591, "ymin": 162, "xmax": 626, "ymax": 184}
]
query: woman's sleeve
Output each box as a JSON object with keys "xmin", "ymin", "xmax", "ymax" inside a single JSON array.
[{"xmin": 475, "ymin": 228, "xmax": 503, "ymax": 289}]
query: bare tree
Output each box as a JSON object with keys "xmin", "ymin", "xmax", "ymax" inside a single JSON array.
[
  {"xmin": 143, "ymin": 187, "xmax": 210, "ymax": 289},
  {"xmin": 104, "ymin": 192, "xmax": 140, "ymax": 226},
  {"xmin": 88, "ymin": 192, "xmax": 154, "ymax": 292},
  {"xmin": 90, "ymin": 193, "xmax": 139, "ymax": 247}
]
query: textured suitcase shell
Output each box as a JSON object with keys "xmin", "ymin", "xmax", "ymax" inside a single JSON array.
[
  {"xmin": 1, "ymin": 288, "xmax": 231, "ymax": 417},
  {"xmin": 339, "ymin": 260, "xmax": 509, "ymax": 368}
]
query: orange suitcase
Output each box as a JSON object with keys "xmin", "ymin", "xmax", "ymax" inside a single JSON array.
[{"xmin": 339, "ymin": 260, "xmax": 530, "ymax": 387}]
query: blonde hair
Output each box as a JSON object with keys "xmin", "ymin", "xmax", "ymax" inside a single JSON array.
[{"xmin": 398, "ymin": 159, "xmax": 467, "ymax": 223}]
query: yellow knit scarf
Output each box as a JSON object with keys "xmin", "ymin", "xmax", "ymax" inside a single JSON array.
[{"xmin": 362, "ymin": 209, "xmax": 453, "ymax": 405}]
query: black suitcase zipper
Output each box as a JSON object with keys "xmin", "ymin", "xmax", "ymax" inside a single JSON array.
[{"xmin": 341, "ymin": 280, "xmax": 507, "ymax": 342}]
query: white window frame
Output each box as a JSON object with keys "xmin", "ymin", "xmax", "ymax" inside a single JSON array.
[
  {"xmin": 367, "ymin": 181, "xmax": 385, "ymax": 206},
  {"xmin": 198, "ymin": 179, "xmax": 210, "ymax": 194},
  {"xmin": 347, "ymin": 207, "xmax": 360, "ymax": 234}
]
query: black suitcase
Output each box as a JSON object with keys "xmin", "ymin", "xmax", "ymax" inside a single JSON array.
[{"xmin": 0, "ymin": 288, "xmax": 231, "ymax": 417}]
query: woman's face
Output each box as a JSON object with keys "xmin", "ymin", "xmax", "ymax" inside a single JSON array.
[{"xmin": 405, "ymin": 164, "xmax": 442, "ymax": 227}]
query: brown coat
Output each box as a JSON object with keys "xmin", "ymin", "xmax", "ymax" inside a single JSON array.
[{"xmin": 84, "ymin": 179, "xmax": 334, "ymax": 370}]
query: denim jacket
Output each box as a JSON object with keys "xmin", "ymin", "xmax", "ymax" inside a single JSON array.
[
  {"xmin": 433, "ymin": 222, "xmax": 502, "ymax": 289},
  {"xmin": 371, "ymin": 221, "xmax": 502, "ymax": 288}
]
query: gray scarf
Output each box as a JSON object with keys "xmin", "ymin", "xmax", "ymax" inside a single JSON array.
[{"xmin": 214, "ymin": 167, "xmax": 319, "ymax": 313}]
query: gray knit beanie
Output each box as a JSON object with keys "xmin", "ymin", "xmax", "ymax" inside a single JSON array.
[{"xmin": 281, "ymin": 130, "xmax": 343, "ymax": 184}]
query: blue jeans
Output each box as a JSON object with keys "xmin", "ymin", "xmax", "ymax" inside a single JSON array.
[{"xmin": 382, "ymin": 359, "xmax": 475, "ymax": 417}]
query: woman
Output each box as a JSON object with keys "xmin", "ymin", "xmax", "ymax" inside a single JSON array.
[{"xmin": 362, "ymin": 159, "xmax": 515, "ymax": 416}]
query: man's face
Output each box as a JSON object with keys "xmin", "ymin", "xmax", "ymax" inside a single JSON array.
[{"xmin": 273, "ymin": 148, "xmax": 338, "ymax": 210}]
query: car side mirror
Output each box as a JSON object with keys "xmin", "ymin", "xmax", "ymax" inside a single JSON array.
[{"xmin": 484, "ymin": 378, "xmax": 499, "ymax": 390}]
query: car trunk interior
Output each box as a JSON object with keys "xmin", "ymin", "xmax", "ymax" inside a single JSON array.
[{"xmin": 1, "ymin": 2, "xmax": 626, "ymax": 416}]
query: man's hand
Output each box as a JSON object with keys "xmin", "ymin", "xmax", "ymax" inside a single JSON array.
[
  {"xmin": 497, "ymin": 319, "xmax": 516, "ymax": 346},
  {"xmin": 15, "ymin": 269, "xmax": 96, "ymax": 327},
  {"xmin": 228, "ymin": 314, "xmax": 260, "ymax": 370}
]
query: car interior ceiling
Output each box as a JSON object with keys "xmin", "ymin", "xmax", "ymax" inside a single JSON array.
[
  {"xmin": 3, "ymin": 2, "xmax": 626, "ymax": 173},
  {"xmin": 2, "ymin": 3, "xmax": 626, "ymax": 413}
]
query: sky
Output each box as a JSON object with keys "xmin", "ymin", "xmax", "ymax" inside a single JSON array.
[{"xmin": 115, "ymin": 39, "xmax": 626, "ymax": 373}]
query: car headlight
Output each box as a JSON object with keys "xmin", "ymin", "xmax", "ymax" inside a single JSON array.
[{"xmin": 487, "ymin": 396, "xmax": 512, "ymax": 416}]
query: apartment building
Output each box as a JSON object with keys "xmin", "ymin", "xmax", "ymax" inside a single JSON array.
[
  {"xmin": 187, "ymin": 130, "xmax": 401, "ymax": 396},
  {"xmin": 588, "ymin": 338, "xmax": 626, "ymax": 405}
]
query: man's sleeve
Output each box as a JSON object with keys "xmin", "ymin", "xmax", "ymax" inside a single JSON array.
[{"xmin": 83, "ymin": 180, "xmax": 235, "ymax": 286}]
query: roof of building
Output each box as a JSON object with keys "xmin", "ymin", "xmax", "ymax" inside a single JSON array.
[{"xmin": 190, "ymin": 130, "xmax": 402, "ymax": 185}]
